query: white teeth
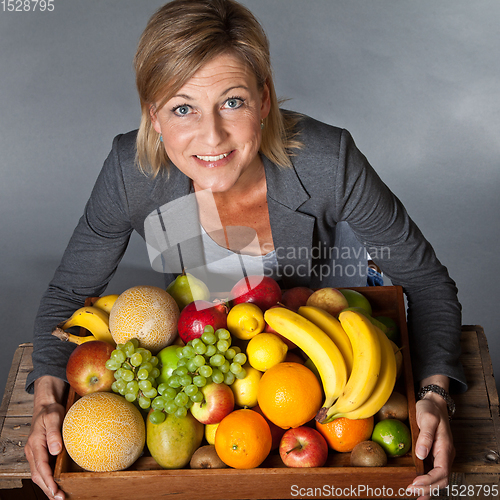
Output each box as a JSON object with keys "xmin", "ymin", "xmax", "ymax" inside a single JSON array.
[{"xmin": 196, "ymin": 153, "xmax": 229, "ymax": 162}]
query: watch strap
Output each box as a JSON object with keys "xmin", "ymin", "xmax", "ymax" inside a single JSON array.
[{"xmin": 417, "ymin": 384, "xmax": 456, "ymax": 419}]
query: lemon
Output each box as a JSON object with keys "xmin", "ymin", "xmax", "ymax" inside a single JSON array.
[
  {"xmin": 205, "ymin": 423, "xmax": 219, "ymax": 445},
  {"xmin": 227, "ymin": 303, "xmax": 265, "ymax": 340},
  {"xmin": 246, "ymin": 333, "xmax": 288, "ymax": 372},
  {"xmin": 230, "ymin": 364, "xmax": 263, "ymax": 407}
]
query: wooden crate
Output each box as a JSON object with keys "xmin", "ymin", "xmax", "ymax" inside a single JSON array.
[
  {"xmin": 53, "ymin": 285, "xmax": 424, "ymax": 499},
  {"xmin": 1, "ymin": 326, "xmax": 498, "ymax": 499}
]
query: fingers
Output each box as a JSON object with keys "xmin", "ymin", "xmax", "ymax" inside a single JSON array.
[
  {"xmin": 415, "ymin": 400, "xmax": 441, "ymax": 460},
  {"xmin": 25, "ymin": 402, "xmax": 66, "ymax": 500},
  {"xmin": 45, "ymin": 406, "xmax": 64, "ymax": 456},
  {"xmin": 406, "ymin": 399, "xmax": 455, "ymax": 499}
]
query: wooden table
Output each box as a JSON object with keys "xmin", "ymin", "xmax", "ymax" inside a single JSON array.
[{"xmin": 0, "ymin": 326, "xmax": 499, "ymax": 499}]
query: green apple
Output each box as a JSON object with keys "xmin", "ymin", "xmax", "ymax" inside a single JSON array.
[
  {"xmin": 156, "ymin": 345, "xmax": 180, "ymax": 386},
  {"xmin": 338, "ymin": 289, "xmax": 372, "ymax": 315},
  {"xmin": 374, "ymin": 315, "xmax": 400, "ymax": 344}
]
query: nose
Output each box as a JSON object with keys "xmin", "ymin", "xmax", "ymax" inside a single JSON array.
[{"xmin": 199, "ymin": 112, "xmax": 225, "ymax": 147}]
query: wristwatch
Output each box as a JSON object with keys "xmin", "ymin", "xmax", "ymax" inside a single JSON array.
[{"xmin": 417, "ymin": 384, "xmax": 456, "ymax": 419}]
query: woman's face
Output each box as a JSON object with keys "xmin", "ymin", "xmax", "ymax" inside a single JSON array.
[{"xmin": 150, "ymin": 53, "xmax": 270, "ymax": 193}]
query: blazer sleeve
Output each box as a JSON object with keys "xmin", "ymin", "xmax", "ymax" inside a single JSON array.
[
  {"xmin": 25, "ymin": 134, "xmax": 134, "ymax": 394},
  {"xmin": 335, "ymin": 129, "xmax": 467, "ymax": 393}
]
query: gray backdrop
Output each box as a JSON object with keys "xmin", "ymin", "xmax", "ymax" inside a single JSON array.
[{"xmin": 1, "ymin": 0, "xmax": 498, "ymax": 403}]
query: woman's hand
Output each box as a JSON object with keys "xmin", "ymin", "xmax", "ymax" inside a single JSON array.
[
  {"xmin": 407, "ymin": 376, "xmax": 455, "ymax": 500},
  {"xmin": 25, "ymin": 376, "xmax": 67, "ymax": 500}
]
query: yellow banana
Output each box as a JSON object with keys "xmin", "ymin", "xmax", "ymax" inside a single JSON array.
[
  {"xmin": 298, "ymin": 305, "xmax": 354, "ymax": 377},
  {"xmin": 52, "ymin": 327, "xmax": 99, "ymax": 345},
  {"xmin": 264, "ymin": 307, "xmax": 347, "ymax": 414},
  {"xmin": 60, "ymin": 306, "xmax": 115, "ymax": 345},
  {"xmin": 326, "ymin": 325, "xmax": 397, "ymax": 421},
  {"xmin": 321, "ymin": 310, "xmax": 381, "ymax": 422},
  {"xmin": 93, "ymin": 294, "xmax": 120, "ymax": 314}
]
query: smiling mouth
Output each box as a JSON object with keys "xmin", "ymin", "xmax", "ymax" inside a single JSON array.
[{"xmin": 195, "ymin": 152, "xmax": 231, "ymax": 162}]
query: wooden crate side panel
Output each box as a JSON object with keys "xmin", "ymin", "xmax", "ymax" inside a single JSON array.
[{"xmin": 57, "ymin": 466, "xmax": 420, "ymax": 500}]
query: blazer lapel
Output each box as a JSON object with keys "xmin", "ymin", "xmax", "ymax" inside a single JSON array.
[{"xmin": 263, "ymin": 156, "xmax": 315, "ymax": 288}]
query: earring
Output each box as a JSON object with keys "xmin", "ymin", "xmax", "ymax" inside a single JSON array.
[
  {"xmin": 260, "ymin": 120, "xmax": 265, "ymax": 130},
  {"xmin": 160, "ymin": 135, "xmax": 163, "ymax": 143}
]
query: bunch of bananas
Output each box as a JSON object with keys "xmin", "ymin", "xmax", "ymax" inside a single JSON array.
[
  {"xmin": 264, "ymin": 306, "xmax": 398, "ymax": 423},
  {"xmin": 51, "ymin": 294, "xmax": 120, "ymax": 346}
]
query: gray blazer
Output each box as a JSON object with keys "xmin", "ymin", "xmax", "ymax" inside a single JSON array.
[{"xmin": 26, "ymin": 113, "xmax": 466, "ymax": 393}]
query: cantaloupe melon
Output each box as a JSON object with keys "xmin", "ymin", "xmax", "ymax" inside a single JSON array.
[
  {"xmin": 109, "ymin": 285, "xmax": 179, "ymax": 353},
  {"xmin": 62, "ymin": 392, "xmax": 145, "ymax": 472}
]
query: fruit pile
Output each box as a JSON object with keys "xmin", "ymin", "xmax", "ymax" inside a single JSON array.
[{"xmin": 54, "ymin": 276, "xmax": 412, "ymax": 473}]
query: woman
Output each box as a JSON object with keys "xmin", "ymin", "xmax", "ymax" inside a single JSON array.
[{"xmin": 25, "ymin": 1, "xmax": 466, "ymax": 499}]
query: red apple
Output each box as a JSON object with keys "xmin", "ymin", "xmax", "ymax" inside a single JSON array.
[
  {"xmin": 280, "ymin": 287, "xmax": 314, "ymax": 312},
  {"xmin": 65, "ymin": 341, "xmax": 115, "ymax": 397},
  {"xmin": 177, "ymin": 300, "xmax": 228, "ymax": 343},
  {"xmin": 190, "ymin": 382, "xmax": 235, "ymax": 425},
  {"xmin": 252, "ymin": 404, "xmax": 286, "ymax": 450},
  {"xmin": 279, "ymin": 426, "xmax": 329, "ymax": 468},
  {"xmin": 230, "ymin": 276, "xmax": 281, "ymax": 311}
]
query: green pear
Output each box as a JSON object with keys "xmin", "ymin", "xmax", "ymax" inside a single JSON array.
[{"xmin": 166, "ymin": 271, "xmax": 210, "ymax": 311}]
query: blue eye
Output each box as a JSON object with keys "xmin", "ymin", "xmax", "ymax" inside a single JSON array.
[
  {"xmin": 173, "ymin": 105, "xmax": 191, "ymax": 116},
  {"xmin": 224, "ymin": 97, "xmax": 243, "ymax": 109}
]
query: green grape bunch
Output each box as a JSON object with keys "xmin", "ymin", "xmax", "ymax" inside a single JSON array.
[
  {"xmin": 148, "ymin": 325, "xmax": 247, "ymax": 425},
  {"xmin": 105, "ymin": 338, "xmax": 160, "ymax": 410}
]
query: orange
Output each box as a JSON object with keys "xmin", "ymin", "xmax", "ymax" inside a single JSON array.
[
  {"xmin": 109, "ymin": 285, "xmax": 179, "ymax": 353},
  {"xmin": 215, "ymin": 409, "xmax": 272, "ymax": 469},
  {"xmin": 316, "ymin": 416, "xmax": 374, "ymax": 452},
  {"xmin": 257, "ymin": 362, "xmax": 323, "ymax": 429},
  {"xmin": 62, "ymin": 392, "xmax": 145, "ymax": 471}
]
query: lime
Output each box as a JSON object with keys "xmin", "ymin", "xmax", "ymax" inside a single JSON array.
[
  {"xmin": 374, "ymin": 316, "xmax": 400, "ymax": 344},
  {"xmin": 371, "ymin": 418, "xmax": 411, "ymax": 457}
]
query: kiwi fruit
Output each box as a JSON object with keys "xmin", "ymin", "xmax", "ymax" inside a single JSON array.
[
  {"xmin": 350, "ymin": 440, "xmax": 387, "ymax": 467},
  {"xmin": 376, "ymin": 391, "xmax": 408, "ymax": 421},
  {"xmin": 190, "ymin": 445, "xmax": 228, "ymax": 469}
]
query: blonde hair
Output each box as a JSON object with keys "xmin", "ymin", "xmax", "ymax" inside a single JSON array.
[{"xmin": 134, "ymin": 0, "xmax": 302, "ymax": 176}]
